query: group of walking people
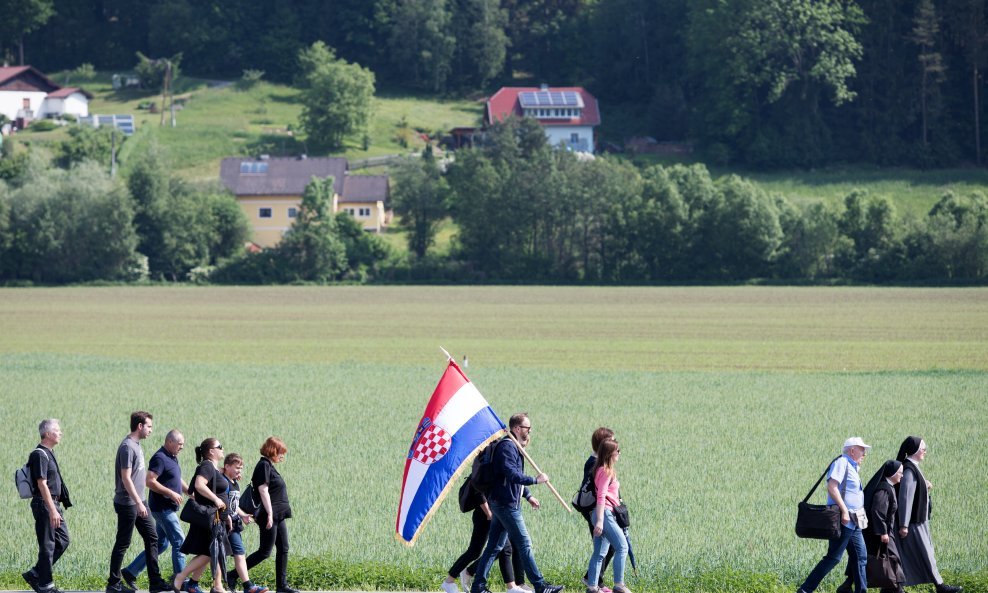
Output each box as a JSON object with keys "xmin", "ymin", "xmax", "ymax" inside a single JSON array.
[
  {"xmin": 23, "ymin": 413, "xmax": 964, "ymax": 593},
  {"xmin": 797, "ymin": 436, "xmax": 961, "ymax": 593},
  {"xmin": 442, "ymin": 416, "xmax": 631, "ymax": 593},
  {"xmin": 22, "ymin": 413, "xmax": 297, "ymax": 593}
]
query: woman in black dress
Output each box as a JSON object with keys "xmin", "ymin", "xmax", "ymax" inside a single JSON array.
[
  {"xmin": 173, "ymin": 438, "xmax": 228, "ymax": 593},
  {"xmin": 244, "ymin": 437, "xmax": 295, "ymax": 593}
]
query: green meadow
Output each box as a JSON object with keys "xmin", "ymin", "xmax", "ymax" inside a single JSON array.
[{"xmin": 0, "ymin": 286, "xmax": 986, "ymax": 592}]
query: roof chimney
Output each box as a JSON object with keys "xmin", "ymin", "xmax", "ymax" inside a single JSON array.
[{"xmin": 539, "ymin": 83, "xmax": 549, "ymax": 91}]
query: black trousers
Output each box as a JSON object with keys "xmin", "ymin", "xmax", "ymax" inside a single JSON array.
[
  {"xmin": 31, "ymin": 499, "xmax": 70, "ymax": 586},
  {"xmin": 245, "ymin": 518, "xmax": 289, "ymax": 589},
  {"xmin": 109, "ymin": 503, "xmax": 161, "ymax": 586},
  {"xmin": 582, "ymin": 510, "xmax": 614, "ymax": 585},
  {"xmin": 449, "ymin": 508, "xmax": 524, "ymax": 585}
]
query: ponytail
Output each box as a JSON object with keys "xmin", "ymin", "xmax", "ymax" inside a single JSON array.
[{"xmin": 194, "ymin": 445, "xmax": 204, "ymax": 463}]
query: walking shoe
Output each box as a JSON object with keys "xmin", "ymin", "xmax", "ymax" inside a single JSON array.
[
  {"xmin": 442, "ymin": 581, "xmax": 460, "ymax": 593},
  {"xmin": 459, "ymin": 570, "xmax": 473, "ymax": 593},
  {"xmin": 182, "ymin": 581, "xmax": 204, "ymax": 593},
  {"xmin": 519, "ymin": 587, "xmax": 534, "ymax": 593},
  {"xmin": 612, "ymin": 586, "xmax": 632, "ymax": 593},
  {"xmin": 151, "ymin": 581, "xmax": 175, "ymax": 593},
  {"xmin": 600, "ymin": 588, "xmax": 612, "ymax": 593},
  {"xmin": 541, "ymin": 585, "xmax": 564, "ymax": 593},
  {"xmin": 508, "ymin": 587, "xmax": 528, "ymax": 593},
  {"xmin": 244, "ymin": 583, "xmax": 269, "ymax": 593},
  {"xmin": 23, "ymin": 570, "xmax": 42, "ymax": 593},
  {"xmin": 107, "ymin": 581, "xmax": 137, "ymax": 593},
  {"xmin": 835, "ymin": 578, "xmax": 852, "ymax": 593},
  {"xmin": 584, "ymin": 587, "xmax": 599, "ymax": 593},
  {"xmin": 39, "ymin": 586, "xmax": 64, "ymax": 593},
  {"xmin": 209, "ymin": 588, "xmax": 228, "ymax": 593},
  {"xmin": 936, "ymin": 585, "xmax": 962, "ymax": 593},
  {"xmin": 121, "ymin": 569, "xmax": 139, "ymax": 591},
  {"xmin": 276, "ymin": 586, "xmax": 299, "ymax": 593}
]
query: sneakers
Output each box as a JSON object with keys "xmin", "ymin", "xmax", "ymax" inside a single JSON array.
[
  {"xmin": 612, "ymin": 586, "xmax": 632, "ymax": 593},
  {"xmin": 23, "ymin": 570, "xmax": 42, "ymax": 593},
  {"xmin": 40, "ymin": 586, "xmax": 64, "ymax": 593},
  {"xmin": 244, "ymin": 584, "xmax": 269, "ymax": 593},
  {"xmin": 121, "ymin": 570, "xmax": 139, "ymax": 591},
  {"xmin": 459, "ymin": 570, "xmax": 473, "ymax": 593},
  {"xmin": 107, "ymin": 581, "xmax": 137, "ymax": 593},
  {"xmin": 508, "ymin": 587, "xmax": 528, "ymax": 593},
  {"xmin": 442, "ymin": 581, "xmax": 460, "ymax": 593},
  {"xmin": 585, "ymin": 587, "xmax": 599, "ymax": 593},
  {"xmin": 936, "ymin": 586, "xmax": 962, "ymax": 593},
  {"xmin": 182, "ymin": 581, "xmax": 204, "ymax": 593},
  {"xmin": 276, "ymin": 586, "xmax": 299, "ymax": 593},
  {"xmin": 541, "ymin": 585, "xmax": 565, "ymax": 593},
  {"xmin": 150, "ymin": 581, "xmax": 175, "ymax": 593}
]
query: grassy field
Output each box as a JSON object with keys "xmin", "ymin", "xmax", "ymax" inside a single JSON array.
[{"xmin": 0, "ymin": 286, "xmax": 986, "ymax": 592}]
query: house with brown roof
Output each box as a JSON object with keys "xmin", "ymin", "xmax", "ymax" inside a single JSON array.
[
  {"xmin": 0, "ymin": 66, "xmax": 92, "ymax": 126},
  {"xmin": 485, "ymin": 85, "xmax": 600, "ymax": 153},
  {"xmin": 220, "ymin": 155, "xmax": 390, "ymax": 248}
]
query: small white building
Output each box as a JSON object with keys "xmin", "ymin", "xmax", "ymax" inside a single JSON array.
[
  {"xmin": 485, "ymin": 85, "xmax": 601, "ymax": 153},
  {"xmin": 0, "ymin": 66, "xmax": 92, "ymax": 125}
]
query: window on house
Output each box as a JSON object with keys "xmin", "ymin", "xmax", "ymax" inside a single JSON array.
[
  {"xmin": 23, "ymin": 98, "xmax": 30, "ymax": 109},
  {"xmin": 288, "ymin": 207, "xmax": 298, "ymax": 218},
  {"xmin": 344, "ymin": 208, "xmax": 355, "ymax": 216},
  {"xmin": 571, "ymin": 133, "xmax": 580, "ymax": 143},
  {"xmin": 358, "ymin": 208, "xmax": 371, "ymax": 217},
  {"xmin": 259, "ymin": 208, "xmax": 272, "ymax": 218}
]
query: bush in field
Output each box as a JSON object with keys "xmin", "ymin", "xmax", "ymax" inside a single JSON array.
[
  {"xmin": 0, "ymin": 159, "xmax": 137, "ymax": 283},
  {"xmin": 59, "ymin": 125, "xmax": 118, "ymax": 169},
  {"xmin": 236, "ymin": 68, "xmax": 265, "ymax": 91},
  {"xmin": 297, "ymin": 41, "xmax": 375, "ymax": 151},
  {"xmin": 905, "ymin": 192, "xmax": 988, "ymax": 280}
]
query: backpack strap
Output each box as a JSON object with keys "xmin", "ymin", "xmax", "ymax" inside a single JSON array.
[{"xmin": 802, "ymin": 455, "xmax": 842, "ymax": 503}]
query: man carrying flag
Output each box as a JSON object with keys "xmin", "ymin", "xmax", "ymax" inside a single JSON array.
[{"xmin": 470, "ymin": 413, "xmax": 564, "ymax": 593}]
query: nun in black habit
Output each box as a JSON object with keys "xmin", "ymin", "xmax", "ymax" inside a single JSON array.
[
  {"xmin": 836, "ymin": 460, "xmax": 906, "ymax": 593},
  {"xmin": 895, "ymin": 436, "xmax": 961, "ymax": 593}
]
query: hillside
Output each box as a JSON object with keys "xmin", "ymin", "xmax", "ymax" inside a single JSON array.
[{"xmin": 7, "ymin": 71, "xmax": 988, "ymax": 219}]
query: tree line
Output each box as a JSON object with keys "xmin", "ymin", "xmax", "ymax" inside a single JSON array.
[{"xmin": 7, "ymin": 0, "xmax": 988, "ymax": 168}]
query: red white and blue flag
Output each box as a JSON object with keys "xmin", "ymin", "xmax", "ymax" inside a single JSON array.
[{"xmin": 396, "ymin": 360, "xmax": 506, "ymax": 545}]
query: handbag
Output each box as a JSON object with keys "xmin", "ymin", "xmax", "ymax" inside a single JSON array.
[
  {"xmin": 866, "ymin": 543, "xmax": 898, "ymax": 588},
  {"xmin": 240, "ymin": 484, "xmax": 260, "ymax": 516},
  {"xmin": 612, "ymin": 501, "xmax": 630, "ymax": 528},
  {"xmin": 458, "ymin": 475, "xmax": 483, "ymax": 513},
  {"xmin": 795, "ymin": 456, "xmax": 842, "ymax": 540},
  {"xmin": 180, "ymin": 497, "xmax": 216, "ymax": 529}
]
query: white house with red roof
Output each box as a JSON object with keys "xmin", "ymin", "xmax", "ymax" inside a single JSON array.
[
  {"xmin": 0, "ymin": 66, "xmax": 92, "ymax": 125},
  {"xmin": 485, "ymin": 85, "xmax": 600, "ymax": 153}
]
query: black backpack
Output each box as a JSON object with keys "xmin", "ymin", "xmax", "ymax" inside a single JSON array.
[{"xmin": 470, "ymin": 437, "xmax": 510, "ymax": 494}]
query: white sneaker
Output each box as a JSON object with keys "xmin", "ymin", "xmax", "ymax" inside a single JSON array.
[
  {"xmin": 519, "ymin": 586, "xmax": 534, "ymax": 592},
  {"xmin": 442, "ymin": 581, "xmax": 460, "ymax": 593},
  {"xmin": 508, "ymin": 587, "xmax": 528, "ymax": 593},
  {"xmin": 459, "ymin": 571, "xmax": 473, "ymax": 593}
]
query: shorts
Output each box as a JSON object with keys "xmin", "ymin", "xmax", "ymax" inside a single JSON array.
[{"xmin": 228, "ymin": 530, "xmax": 246, "ymax": 556}]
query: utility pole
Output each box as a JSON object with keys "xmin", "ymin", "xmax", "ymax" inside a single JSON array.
[
  {"xmin": 110, "ymin": 129, "xmax": 117, "ymax": 178},
  {"xmin": 159, "ymin": 60, "xmax": 170, "ymax": 126}
]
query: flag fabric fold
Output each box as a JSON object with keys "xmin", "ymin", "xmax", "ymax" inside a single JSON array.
[{"xmin": 396, "ymin": 360, "xmax": 506, "ymax": 546}]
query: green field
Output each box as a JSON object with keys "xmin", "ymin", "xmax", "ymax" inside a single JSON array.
[{"xmin": 1, "ymin": 286, "xmax": 986, "ymax": 592}]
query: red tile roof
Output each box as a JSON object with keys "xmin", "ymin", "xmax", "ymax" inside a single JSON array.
[
  {"xmin": 485, "ymin": 86, "xmax": 601, "ymax": 127},
  {"xmin": 47, "ymin": 87, "xmax": 93, "ymax": 99}
]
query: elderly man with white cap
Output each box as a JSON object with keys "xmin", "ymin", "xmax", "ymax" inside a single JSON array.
[{"xmin": 797, "ymin": 437, "xmax": 871, "ymax": 593}]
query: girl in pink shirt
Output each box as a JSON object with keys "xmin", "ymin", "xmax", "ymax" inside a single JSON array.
[{"xmin": 586, "ymin": 439, "xmax": 629, "ymax": 593}]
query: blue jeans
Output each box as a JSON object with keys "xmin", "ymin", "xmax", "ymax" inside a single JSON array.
[
  {"xmin": 470, "ymin": 502, "xmax": 546, "ymax": 593},
  {"xmin": 228, "ymin": 530, "xmax": 246, "ymax": 556},
  {"xmin": 800, "ymin": 523, "xmax": 867, "ymax": 593},
  {"xmin": 125, "ymin": 509, "xmax": 186, "ymax": 576},
  {"xmin": 587, "ymin": 509, "xmax": 628, "ymax": 586}
]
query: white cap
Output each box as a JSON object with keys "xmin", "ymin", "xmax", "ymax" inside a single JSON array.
[{"xmin": 843, "ymin": 437, "xmax": 871, "ymax": 450}]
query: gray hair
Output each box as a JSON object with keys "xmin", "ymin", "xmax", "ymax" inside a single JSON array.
[
  {"xmin": 165, "ymin": 429, "xmax": 184, "ymax": 444},
  {"xmin": 38, "ymin": 419, "xmax": 60, "ymax": 439}
]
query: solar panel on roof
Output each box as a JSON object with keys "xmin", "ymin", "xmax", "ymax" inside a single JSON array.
[{"xmin": 518, "ymin": 90, "xmax": 584, "ymax": 109}]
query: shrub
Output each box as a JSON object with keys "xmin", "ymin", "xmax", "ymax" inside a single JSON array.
[
  {"xmin": 236, "ymin": 69, "xmax": 265, "ymax": 91},
  {"xmin": 30, "ymin": 120, "xmax": 57, "ymax": 132}
]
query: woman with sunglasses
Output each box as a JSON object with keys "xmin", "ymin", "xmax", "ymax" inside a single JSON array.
[
  {"xmin": 174, "ymin": 438, "xmax": 228, "ymax": 593},
  {"xmin": 585, "ymin": 439, "xmax": 629, "ymax": 593}
]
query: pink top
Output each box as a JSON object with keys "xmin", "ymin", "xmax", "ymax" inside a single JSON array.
[{"xmin": 594, "ymin": 467, "xmax": 620, "ymax": 511}]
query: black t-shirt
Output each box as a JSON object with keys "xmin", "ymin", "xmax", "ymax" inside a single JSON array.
[
  {"xmin": 28, "ymin": 445, "xmax": 62, "ymax": 498},
  {"xmin": 224, "ymin": 475, "xmax": 244, "ymax": 531},
  {"xmin": 192, "ymin": 461, "xmax": 228, "ymax": 505},
  {"xmin": 251, "ymin": 457, "xmax": 292, "ymax": 521}
]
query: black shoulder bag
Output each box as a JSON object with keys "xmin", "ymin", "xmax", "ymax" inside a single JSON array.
[
  {"xmin": 180, "ymin": 463, "xmax": 218, "ymax": 529},
  {"xmin": 795, "ymin": 455, "xmax": 841, "ymax": 540}
]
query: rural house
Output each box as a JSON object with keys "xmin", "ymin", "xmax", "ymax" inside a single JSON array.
[
  {"xmin": 485, "ymin": 85, "xmax": 600, "ymax": 153},
  {"xmin": 220, "ymin": 155, "xmax": 390, "ymax": 248},
  {"xmin": 0, "ymin": 66, "xmax": 91, "ymax": 127}
]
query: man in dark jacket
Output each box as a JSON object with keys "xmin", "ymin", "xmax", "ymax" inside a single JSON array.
[
  {"xmin": 469, "ymin": 413, "xmax": 563, "ymax": 593},
  {"xmin": 23, "ymin": 419, "xmax": 70, "ymax": 593}
]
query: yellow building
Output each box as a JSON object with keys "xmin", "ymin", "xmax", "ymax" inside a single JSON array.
[{"xmin": 220, "ymin": 156, "xmax": 390, "ymax": 248}]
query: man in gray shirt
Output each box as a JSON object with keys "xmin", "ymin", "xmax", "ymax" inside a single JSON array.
[{"xmin": 107, "ymin": 411, "xmax": 170, "ymax": 593}]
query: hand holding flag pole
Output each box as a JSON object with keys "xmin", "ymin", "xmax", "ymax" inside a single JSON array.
[{"xmin": 505, "ymin": 430, "xmax": 573, "ymax": 513}]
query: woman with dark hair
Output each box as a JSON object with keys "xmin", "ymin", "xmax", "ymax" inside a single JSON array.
[
  {"xmin": 242, "ymin": 437, "xmax": 295, "ymax": 593},
  {"xmin": 895, "ymin": 437, "xmax": 961, "ymax": 593},
  {"xmin": 581, "ymin": 427, "xmax": 615, "ymax": 593},
  {"xmin": 836, "ymin": 460, "xmax": 905, "ymax": 593},
  {"xmin": 585, "ymin": 439, "xmax": 629, "ymax": 593},
  {"xmin": 173, "ymin": 438, "xmax": 228, "ymax": 593}
]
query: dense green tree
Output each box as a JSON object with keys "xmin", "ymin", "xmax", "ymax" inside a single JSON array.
[
  {"xmin": 912, "ymin": 0, "xmax": 947, "ymax": 147},
  {"xmin": 334, "ymin": 209, "xmax": 392, "ymax": 280},
  {"xmin": 388, "ymin": 0, "xmax": 455, "ymax": 91},
  {"xmin": 451, "ymin": 0, "xmax": 508, "ymax": 90},
  {"xmin": 298, "ymin": 41, "xmax": 376, "ymax": 152},
  {"xmin": 0, "ymin": 0, "xmax": 54, "ymax": 64},
  {"xmin": 2, "ymin": 161, "xmax": 138, "ymax": 283},
  {"xmin": 908, "ymin": 191, "xmax": 988, "ymax": 279},
  {"xmin": 942, "ymin": 0, "xmax": 987, "ymax": 163},
  {"xmin": 274, "ymin": 176, "xmax": 347, "ymax": 282},
  {"xmin": 59, "ymin": 126, "xmax": 119, "ymax": 170},
  {"xmin": 775, "ymin": 201, "xmax": 845, "ymax": 279},
  {"xmin": 391, "ymin": 149, "xmax": 450, "ymax": 259},
  {"xmin": 837, "ymin": 190, "xmax": 904, "ymax": 279}
]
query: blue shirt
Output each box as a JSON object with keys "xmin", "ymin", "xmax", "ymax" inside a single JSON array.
[
  {"xmin": 827, "ymin": 454, "xmax": 864, "ymax": 524},
  {"xmin": 147, "ymin": 447, "xmax": 183, "ymax": 512}
]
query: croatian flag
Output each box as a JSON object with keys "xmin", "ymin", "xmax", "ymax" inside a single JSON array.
[{"xmin": 396, "ymin": 360, "xmax": 506, "ymax": 545}]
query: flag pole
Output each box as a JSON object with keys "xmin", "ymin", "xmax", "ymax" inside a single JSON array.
[
  {"xmin": 440, "ymin": 346, "xmax": 454, "ymax": 362},
  {"xmin": 506, "ymin": 432, "xmax": 573, "ymax": 513}
]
